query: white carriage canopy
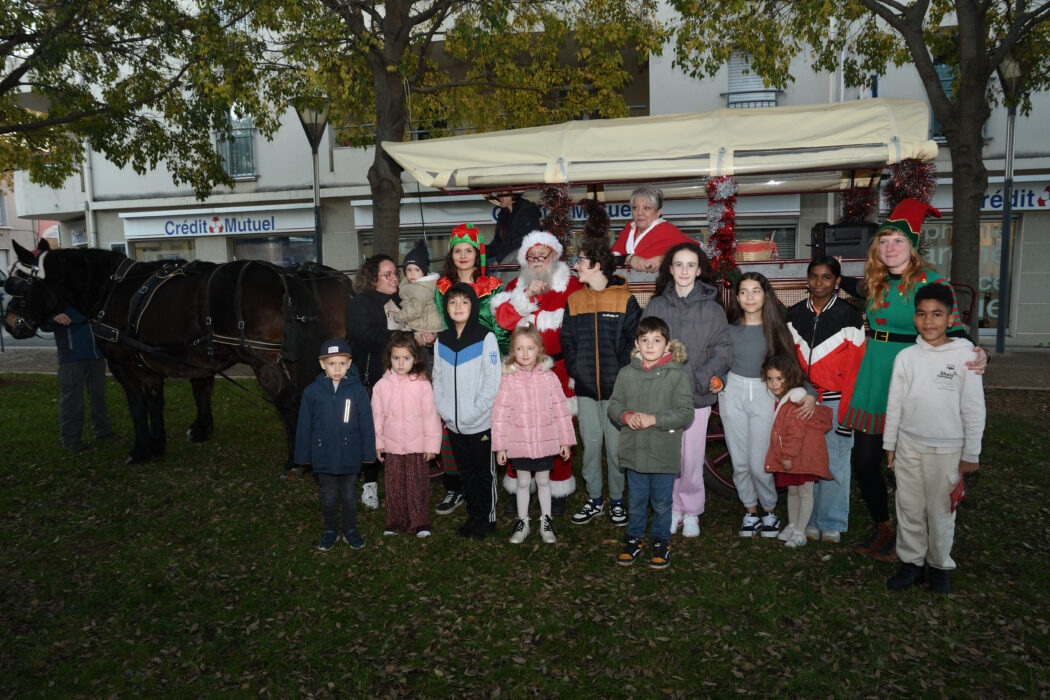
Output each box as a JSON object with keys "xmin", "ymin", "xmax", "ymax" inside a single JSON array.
[{"xmin": 382, "ymin": 98, "xmax": 938, "ymax": 199}]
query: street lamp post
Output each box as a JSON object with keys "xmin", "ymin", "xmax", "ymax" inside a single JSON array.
[
  {"xmin": 995, "ymin": 54, "xmax": 1022, "ymax": 354},
  {"xmin": 295, "ymin": 104, "xmax": 330, "ymax": 265}
]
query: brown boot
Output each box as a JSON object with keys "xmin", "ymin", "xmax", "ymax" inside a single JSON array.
[
  {"xmin": 853, "ymin": 520, "xmax": 894, "ymax": 556},
  {"xmin": 870, "ymin": 528, "xmax": 900, "ymax": 562}
]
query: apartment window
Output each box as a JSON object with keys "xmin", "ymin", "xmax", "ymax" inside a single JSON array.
[
  {"xmin": 217, "ymin": 112, "xmax": 256, "ymax": 179},
  {"xmin": 725, "ymin": 51, "xmax": 778, "ymax": 108}
]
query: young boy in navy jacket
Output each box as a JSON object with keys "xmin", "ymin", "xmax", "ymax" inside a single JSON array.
[
  {"xmin": 433, "ymin": 283, "xmax": 503, "ymax": 539},
  {"xmin": 295, "ymin": 338, "xmax": 376, "ymax": 551}
]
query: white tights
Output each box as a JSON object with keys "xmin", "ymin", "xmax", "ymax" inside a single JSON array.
[
  {"xmin": 517, "ymin": 470, "xmax": 552, "ymax": 519},
  {"xmin": 787, "ymin": 482, "xmax": 815, "ymax": 532}
]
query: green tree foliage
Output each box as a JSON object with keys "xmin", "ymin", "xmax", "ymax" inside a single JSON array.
[
  {"xmin": 257, "ymin": 0, "xmax": 669, "ymax": 257},
  {"xmin": 669, "ymin": 0, "xmax": 1050, "ymax": 329},
  {"xmin": 0, "ymin": 0, "xmax": 281, "ymax": 196}
]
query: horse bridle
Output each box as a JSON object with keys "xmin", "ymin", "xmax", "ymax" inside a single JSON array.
[{"xmin": 3, "ymin": 256, "xmax": 64, "ymax": 333}]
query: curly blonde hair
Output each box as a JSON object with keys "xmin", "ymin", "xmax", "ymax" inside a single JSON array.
[{"xmin": 862, "ymin": 229, "xmax": 931, "ymax": 312}]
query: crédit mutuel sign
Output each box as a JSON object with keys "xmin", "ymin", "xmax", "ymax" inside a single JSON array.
[{"xmin": 120, "ymin": 204, "xmax": 315, "ymax": 240}]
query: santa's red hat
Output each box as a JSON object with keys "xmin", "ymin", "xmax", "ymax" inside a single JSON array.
[
  {"xmin": 516, "ymin": 230, "xmax": 564, "ymax": 267},
  {"xmin": 880, "ymin": 199, "xmax": 941, "ymax": 249}
]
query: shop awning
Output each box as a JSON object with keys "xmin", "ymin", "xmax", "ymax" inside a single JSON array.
[{"xmin": 382, "ymin": 98, "xmax": 937, "ymax": 195}]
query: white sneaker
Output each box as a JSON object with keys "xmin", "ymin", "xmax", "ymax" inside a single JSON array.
[
  {"xmin": 540, "ymin": 515, "xmax": 556, "ymax": 544},
  {"xmin": 361, "ymin": 482, "xmax": 379, "ymax": 510},
  {"xmin": 670, "ymin": 512, "xmax": 684, "ymax": 534},
  {"xmin": 382, "ymin": 530, "xmax": 397, "ymax": 536},
  {"xmin": 821, "ymin": 530, "xmax": 841, "ymax": 543},
  {"xmin": 509, "ymin": 517, "xmax": 530, "ymax": 544},
  {"xmin": 805, "ymin": 526, "xmax": 821, "ymax": 541},
  {"xmin": 682, "ymin": 515, "xmax": 700, "ymax": 538},
  {"xmin": 785, "ymin": 533, "xmax": 807, "ymax": 549},
  {"xmin": 416, "ymin": 530, "xmax": 432, "ymax": 538},
  {"xmin": 777, "ymin": 523, "xmax": 796, "ymax": 542}
]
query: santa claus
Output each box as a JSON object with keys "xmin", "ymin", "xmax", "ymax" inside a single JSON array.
[{"xmin": 492, "ymin": 231, "xmax": 583, "ymax": 511}]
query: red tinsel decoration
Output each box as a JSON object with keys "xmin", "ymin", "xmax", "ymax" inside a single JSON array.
[
  {"xmin": 706, "ymin": 175, "xmax": 739, "ymax": 287},
  {"xmin": 840, "ymin": 186, "xmax": 878, "ymax": 224},
  {"xmin": 579, "ymin": 197, "xmax": 610, "ymax": 240},
  {"xmin": 539, "ymin": 184, "xmax": 574, "ymax": 252},
  {"xmin": 883, "ymin": 158, "xmax": 937, "ymax": 210},
  {"xmin": 883, "ymin": 158, "xmax": 938, "ymax": 255}
]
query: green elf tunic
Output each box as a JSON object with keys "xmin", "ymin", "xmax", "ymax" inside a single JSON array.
[
  {"xmin": 844, "ymin": 269, "xmax": 964, "ymax": 435},
  {"xmin": 435, "ymin": 274, "xmax": 510, "ymax": 355}
]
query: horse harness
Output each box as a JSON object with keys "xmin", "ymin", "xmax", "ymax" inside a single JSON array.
[{"xmin": 91, "ymin": 259, "xmax": 311, "ymax": 376}]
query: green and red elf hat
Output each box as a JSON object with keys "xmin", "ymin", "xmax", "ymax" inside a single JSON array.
[
  {"xmin": 449, "ymin": 223, "xmax": 486, "ymax": 275},
  {"xmin": 879, "ymin": 198, "xmax": 941, "ymax": 249}
]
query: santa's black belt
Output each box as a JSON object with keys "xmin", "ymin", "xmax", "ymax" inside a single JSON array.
[{"xmin": 866, "ymin": 329, "xmax": 915, "ymax": 343}]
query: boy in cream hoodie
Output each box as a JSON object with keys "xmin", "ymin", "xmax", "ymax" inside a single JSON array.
[{"xmin": 883, "ymin": 283, "xmax": 985, "ymax": 595}]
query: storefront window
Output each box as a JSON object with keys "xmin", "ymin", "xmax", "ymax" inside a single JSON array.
[
  {"xmin": 232, "ymin": 235, "xmax": 315, "ymax": 266},
  {"xmin": 920, "ymin": 219, "xmax": 1007, "ymax": 332},
  {"xmin": 132, "ymin": 239, "xmax": 195, "ymax": 262}
]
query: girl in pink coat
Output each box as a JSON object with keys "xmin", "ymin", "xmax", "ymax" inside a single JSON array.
[
  {"xmin": 492, "ymin": 326, "xmax": 576, "ymax": 545},
  {"xmin": 371, "ymin": 332, "xmax": 443, "ymax": 537}
]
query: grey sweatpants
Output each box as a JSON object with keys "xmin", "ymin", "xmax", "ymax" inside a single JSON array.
[
  {"xmin": 718, "ymin": 372, "xmax": 777, "ymax": 511},
  {"xmin": 577, "ymin": 397, "xmax": 624, "ymax": 501}
]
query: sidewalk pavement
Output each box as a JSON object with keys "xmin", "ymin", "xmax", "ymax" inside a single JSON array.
[{"xmin": 2, "ymin": 345, "xmax": 1046, "ymax": 388}]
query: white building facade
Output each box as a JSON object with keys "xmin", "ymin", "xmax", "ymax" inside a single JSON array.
[{"xmin": 14, "ymin": 30, "xmax": 1050, "ymax": 345}]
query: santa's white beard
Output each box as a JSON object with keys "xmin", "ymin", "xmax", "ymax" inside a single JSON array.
[{"xmin": 518, "ymin": 263, "xmax": 554, "ymax": 289}]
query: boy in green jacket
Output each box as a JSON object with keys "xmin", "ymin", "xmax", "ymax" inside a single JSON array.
[{"xmin": 608, "ymin": 316, "xmax": 695, "ymax": 569}]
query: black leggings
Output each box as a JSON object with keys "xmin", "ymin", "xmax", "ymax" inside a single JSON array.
[{"xmin": 852, "ymin": 430, "xmax": 890, "ymax": 523}]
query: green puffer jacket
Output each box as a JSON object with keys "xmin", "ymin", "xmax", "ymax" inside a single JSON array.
[{"xmin": 607, "ymin": 340, "xmax": 695, "ymax": 474}]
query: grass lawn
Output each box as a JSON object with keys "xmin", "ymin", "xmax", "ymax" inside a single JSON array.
[{"xmin": 1, "ymin": 374, "xmax": 1047, "ymax": 698}]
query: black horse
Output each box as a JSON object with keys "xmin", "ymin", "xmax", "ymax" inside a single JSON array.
[{"xmin": 4, "ymin": 239, "xmax": 348, "ymax": 473}]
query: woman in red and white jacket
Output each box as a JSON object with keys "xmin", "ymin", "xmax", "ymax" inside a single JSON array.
[{"xmin": 786, "ymin": 256, "xmax": 866, "ymax": 544}]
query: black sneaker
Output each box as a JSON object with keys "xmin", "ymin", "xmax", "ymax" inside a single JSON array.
[
  {"xmin": 609, "ymin": 502, "xmax": 628, "ymax": 527},
  {"xmin": 436, "ymin": 490, "xmax": 464, "ymax": 515},
  {"xmin": 571, "ymin": 500, "xmax": 604, "ymax": 525},
  {"xmin": 887, "ymin": 562, "xmax": 925, "ymax": 591},
  {"xmin": 343, "ymin": 529, "xmax": 365, "ymax": 549},
  {"xmin": 928, "ymin": 567, "xmax": 952, "ymax": 594},
  {"xmin": 456, "ymin": 517, "xmax": 476, "ymax": 538},
  {"xmin": 650, "ymin": 540, "xmax": 671, "ymax": 570},
  {"xmin": 760, "ymin": 512, "xmax": 781, "ymax": 539},
  {"xmin": 617, "ymin": 536, "xmax": 644, "ymax": 567},
  {"xmin": 739, "ymin": 512, "xmax": 762, "ymax": 537},
  {"xmin": 318, "ymin": 530, "xmax": 338, "ymax": 552}
]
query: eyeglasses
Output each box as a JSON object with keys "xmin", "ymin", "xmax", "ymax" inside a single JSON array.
[
  {"xmin": 572, "ymin": 256, "xmax": 593, "ymax": 267},
  {"xmin": 525, "ymin": 251, "xmax": 552, "ymax": 263},
  {"xmin": 378, "ymin": 271, "xmax": 399, "ymax": 279}
]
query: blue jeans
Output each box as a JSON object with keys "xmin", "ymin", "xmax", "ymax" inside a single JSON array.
[
  {"xmin": 808, "ymin": 399, "xmax": 853, "ymax": 534},
  {"xmin": 318, "ymin": 473, "xmax": 358, "ymax": 534},
  {"xmin": 626, "ymin": 470, "xmax": 675, "ymax": 543}
]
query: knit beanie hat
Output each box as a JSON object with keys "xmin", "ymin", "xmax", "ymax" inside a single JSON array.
[
  {"xmin": 449, "ymin": 223, "xmax": 486, "ymax": 275},
  {"xmin": 879, "ymin": 198, "xmax": 941, "ymax": 249},
  {"xmin": 402, "ymin": 239, "xmax": 430, "ymax": 276}
]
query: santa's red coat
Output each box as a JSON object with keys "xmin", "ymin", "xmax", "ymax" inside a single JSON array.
[{"xmin": 492, "ymin": 261, "xmax": 583, "ymax": 496}]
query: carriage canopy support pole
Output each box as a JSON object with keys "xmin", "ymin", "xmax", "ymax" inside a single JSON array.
[{"xmin": 295, "ymin": 104, "xmax": 330, "ymax": 266}]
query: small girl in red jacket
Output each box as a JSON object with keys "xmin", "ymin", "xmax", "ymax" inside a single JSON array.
[
  {"xmin": 763, "ymin": 355, "xmax": 834, "ymax": 549},
  {"xmin": 371, "ymin": 332, "xmax": 443, "ymax": 537},
  {"xmin": 492, "ymin": 326, "xmax": 576, "ymax": 545}
]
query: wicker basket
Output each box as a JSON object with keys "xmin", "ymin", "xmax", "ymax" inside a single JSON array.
[{"xmin": 736, "ymin": 239, "xmax": 777, "ymax": 261}]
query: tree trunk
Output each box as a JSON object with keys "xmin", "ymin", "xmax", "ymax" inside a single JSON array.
[
  {"xmin": 944, "ymin": 103, "xmax": 989, "ymax": 341},
  {"xmin": 366, "ymin": 7, "xmax": 411, "ymax": 262}
]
